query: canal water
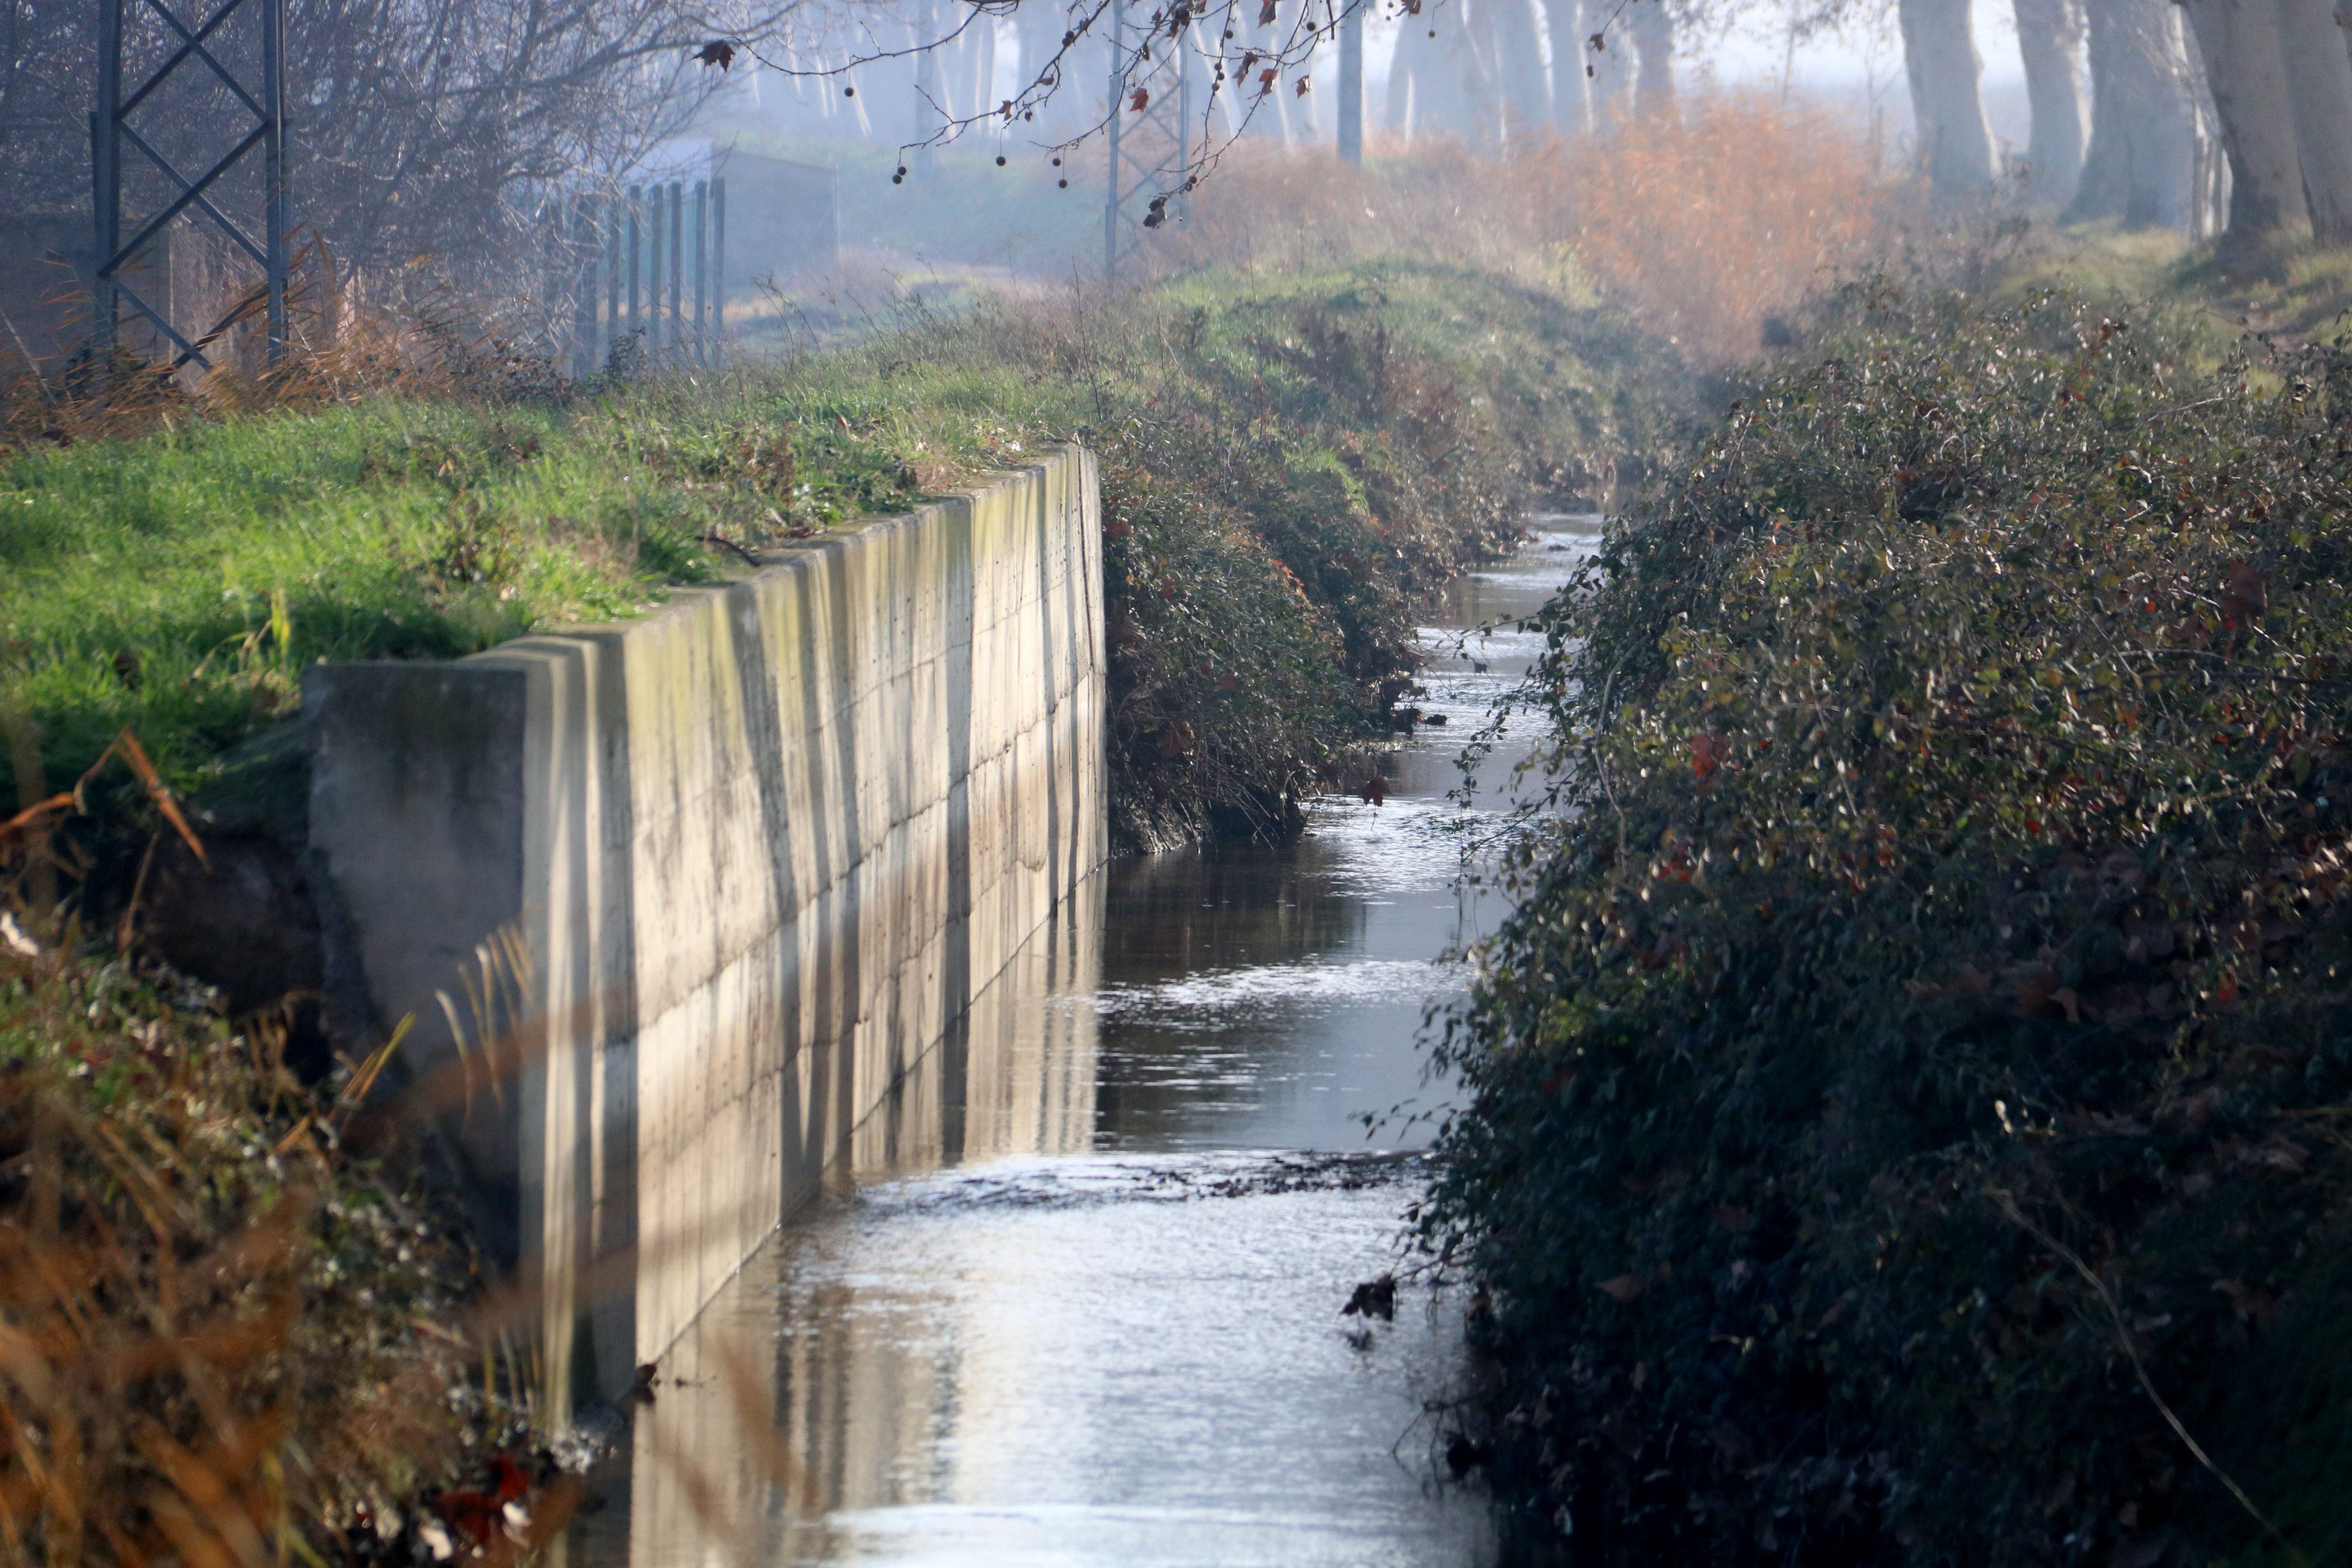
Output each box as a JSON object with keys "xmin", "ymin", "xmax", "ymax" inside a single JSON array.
[{"xmin": 582, "ymin": 518, "xmax": 1597, "ymax": 1567}]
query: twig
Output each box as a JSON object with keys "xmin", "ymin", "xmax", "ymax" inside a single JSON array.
[
  {"xmin": 698, "ymin": 531, "xmax": 763, "ymax": 568},
  {"xmin": 1989, "ymin": 1188, "xmax": 2307, "ymax": 1562},
  {"xmin": 0, "ymin": 304, "xmax": 58, "ymax": 409}
]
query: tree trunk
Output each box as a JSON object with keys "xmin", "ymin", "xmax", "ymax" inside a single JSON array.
[
  {"xmin": 1542, "ymin": 0, "xmax": 1589, "ymax": 133},
  {"xmin": 1898, "ymin": 0, "xmax": 1997, "ymax": 198},
  {"xmin": 2013, "ymin": 0, "xmax": 2086, "ymax": 203},
  {"xmin": 1400, "ymin": 4, "xmax": 1472, "ymax": 138},
  {"xmin": 1446, "ymin": 0, "xmax": 1502, "ymax": 143},
  {"xmin": 1244, "ymin": 0, "xmax": 1297, "ymax": 144},
  {"xmin": 973, "ymin": 18, "xmax": 998, "ymax": 129},
  {"xmin": 1629, "ymin": 0, "xmax": 1675, "ymax": 116},
  {"xmin": 2073, "ymin": 0, "xmax": 2199, "ymax": 224},
  {"xmin": 2180, "ymin": 0, "xmax": 2309, "ymax": 239},
  {"xmin": 2272, "ymin": 0, "xmax": 2352, "ymax": 241},
  {"xmin": 1014, "ymin": 4, "xmax": 1068, "ymax": 139},
  {"xmin": 1490, "ymin": 0, "xmax": 1553, "ymax": 135},
  {"xmin": 1578, "ymin": 0, "xmax": 1631, "ymax": 133},
  {"xmin": 1384, "ymin": 40, "xmax": 1415, "ymax": 138}
]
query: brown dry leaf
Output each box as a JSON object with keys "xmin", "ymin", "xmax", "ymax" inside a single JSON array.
[{"xmin": 1594, "ymin": 1274, "xmax": 1645, "ymax": 1305}]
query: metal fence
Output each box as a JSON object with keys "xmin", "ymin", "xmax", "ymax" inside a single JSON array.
[{"xmin": 548, "ymin": 177, "xmax": 727, "ymax": 377}]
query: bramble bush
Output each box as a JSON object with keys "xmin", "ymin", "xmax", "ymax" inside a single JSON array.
[
  {"xmin": 0, "ymin": 929, "xmax": 510, "ymax": 1566},
  {"xmin": 1430, "ymin": 279, "xmax": 2352, "ymax": 1566},
  {"xmin": 1073, "ymin": 265, "xmax": 1650, "ymax": 842}
]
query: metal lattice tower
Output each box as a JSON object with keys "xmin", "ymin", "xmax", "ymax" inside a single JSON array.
[
  {"xmin": 91, "ymin": 0, "xmax": 290, "ymax": 373},
  {"xmin": 1103, "ymin": 0, "xmax": 1195, "ymax": 279}
]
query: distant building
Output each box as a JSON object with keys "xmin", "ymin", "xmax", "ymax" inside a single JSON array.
[{"xmin": 711, "ymin": 149, "xmax": 840, "ymax": 292}]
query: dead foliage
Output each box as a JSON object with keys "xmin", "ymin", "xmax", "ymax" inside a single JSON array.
[{"xmin": 1168, "ymin": 91, "xmax": 1909, "ymax": 364}]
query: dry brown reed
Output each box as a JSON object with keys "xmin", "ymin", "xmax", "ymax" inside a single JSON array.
[
  {"xmin": 1170, "ymin": 91, "xmax": 1912, "ymax": 363},
  {"xmin": 0, "ymin": 750, "xmax": 571, "ymax": 1567},
  {"xmin": 0, "ymin": 252, "xmax": 566, "ymax": 460},
  {"xmin": 0, "ymin": 927, "xmax": 482, "ymax": 1567}
]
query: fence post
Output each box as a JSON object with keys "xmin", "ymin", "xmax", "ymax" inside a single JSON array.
[
  {"xmin": 692, "ymin": 179, "xmax": 707, "ymax": 365},
  {"xmin": 626, "ymin": 186, "xmax": 641, "ymax": 339},
  {"xmin": 647, "ymin": 184, "xmax": 664, "ymax": 356},
  {"xmin": 1338, "ymin": 0, "xmax": 1364, "ymax": 166},
  {"xmin": 667, "ymin": 182, "xmax": 683, "ymax": 351},
  {"xmin": 262, "ymin": 0, "xmax": 287, "ymax": 361},
  {"xmin": 1103, "ymin": 0, "xmax": 1123, "ymax": 280},
  {"xmin": 711, "ymin": 177, "xmax": 726, "ymax": 351},
  {"xmin": 573, "ymin": 197, "xmax": 597, "ymax": 379},
  {"xmin": 542, "ymin": 195, "xmax": 562, "ymax": 364},
  {"xmin": 604, "ymin": 197, "xmax": 620, "ymax": 368},
  {"xmin": 647, "ymin": 187, "xmax": 662, "ymax": 351}
]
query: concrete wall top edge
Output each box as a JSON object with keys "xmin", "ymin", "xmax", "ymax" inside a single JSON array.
[{"xmin": 434, "ymin": 444, "xmax": 1083, "ymax": 657}]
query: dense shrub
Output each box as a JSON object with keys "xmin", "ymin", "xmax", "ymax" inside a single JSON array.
[
  {"xmin": 0, "ymin": 930, "xmax": 504, "ymax": 1566},
  {"xmin": 1430, "ymin": 280, "xmax": 2352, "ymax": 1566},
  {"xmin": 1082, "ymin": 265, "xmax": 1654, "ymax": 843}
]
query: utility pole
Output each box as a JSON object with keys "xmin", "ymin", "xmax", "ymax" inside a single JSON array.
[
  {"xmin": 90, "ymin": 0, "xmax": 291, "ymax": 374},
  {"xmin": 1338, "ymin": 0, "xmax": 1364, "ymax": 165}
]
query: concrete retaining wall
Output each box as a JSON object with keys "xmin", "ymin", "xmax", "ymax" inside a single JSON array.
[{"xmin": 304, "ymin": 445, "xmax": 1104, "ymax": 1417}]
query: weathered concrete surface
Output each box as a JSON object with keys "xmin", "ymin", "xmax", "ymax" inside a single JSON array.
[{"xmin": 304, "ymin": 445, "xmax": 1104, "ymax": 1418}]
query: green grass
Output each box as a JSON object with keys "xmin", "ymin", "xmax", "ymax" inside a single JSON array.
[
  {"xmin": 0, "ymin": 351, "xmax": 1094, "ymax": 800},
  {"xmin": 4, "ymin": 400, "xmax": 715, "ymax": 795},
  {"xmin": 1, "ymin": 257, "xmax": 1680, "ymax": 849},
  {"xmin": 1985, "ymin": 217, "xmax": 2352, "ymax": 363}
]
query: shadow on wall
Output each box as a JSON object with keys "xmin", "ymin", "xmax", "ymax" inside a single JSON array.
[
  {"xmin": 303, "ymin": 445, "xmax": 1107, "ymax": 1429},
  {"xmin": 575, "ymin": 875, "xmax": 1103, "ymax": 1566}
]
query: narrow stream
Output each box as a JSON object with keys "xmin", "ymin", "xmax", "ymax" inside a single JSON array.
[{"xmin": 582, "ymin": 518, "xmax": 1597, "ymax": 1567}]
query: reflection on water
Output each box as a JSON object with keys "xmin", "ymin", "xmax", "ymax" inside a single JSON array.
[{"xmin": 582, "ymin": 519, "xmax": 1597, "ymax": 1568}]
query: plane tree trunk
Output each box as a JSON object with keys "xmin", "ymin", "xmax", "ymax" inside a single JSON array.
[
  {"xmin": 2013, "ymin": 0, "xmax": 2086, "ymax": 202},
  {"xmin": 1542, "ymin": 0, "xmax": 1589, "ymax": 132},
  {"xmin": 1629, "ymin": 0, "xmax": 1675, "ymax": 116},
  {"xmin": 2073, "ymin": 0, "xmax": 2200, "ymax": 224},
  {"xmin": 2271, "ymin": 0, "xmax": 2352, "ymax": 242},
  {"xmin": 1491, "ymin": 0, "xmax": 1553, "ymax": 137},
  {"xmin": 1578, "ymin": 0, "xmax": 1631, "ymax": 132},
  {"xmin": 1898, "ymin": 0, "xmax": 1997, "ymax": 198},
  {"xmin": 2180, "ymin": 0, "xmax": 2309, "ymax": 240}
]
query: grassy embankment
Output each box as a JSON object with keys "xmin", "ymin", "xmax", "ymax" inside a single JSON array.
[
  {"xmin": 1986, "ymin": 221, "xmax": 2352, "ymax": 360},
  {"xmin": 1430, "ymin": 266, "xmax": 2352, "ymax": 1565},
  {"xmin": 2, "ymin": 259, "xmax": 1664, "ymax": 857}
]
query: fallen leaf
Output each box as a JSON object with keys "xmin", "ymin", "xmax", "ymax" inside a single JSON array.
[{"xmin": 1595, "ymin": 1273, "xmax": 1645, "ymax": 1305}]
